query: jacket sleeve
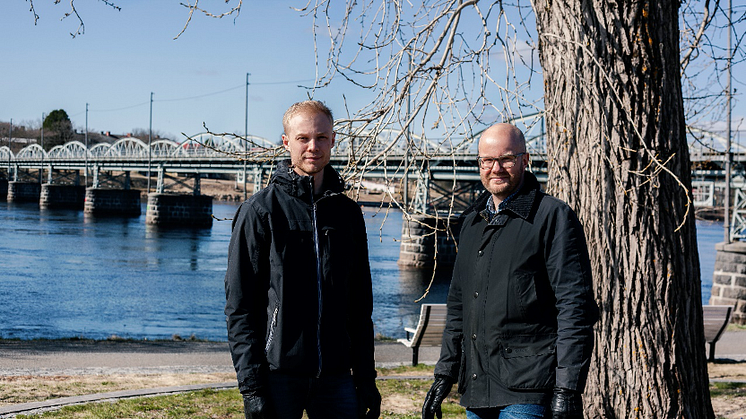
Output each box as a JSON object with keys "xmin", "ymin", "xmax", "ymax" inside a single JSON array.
[
  {"xmin": 545, "ymin": 204, "xmax": 599, "ymax": 392},
  {"xmin": 434, "ymin": 217, "xmax": 468, "ymax": 381},
  {"xmin": 350, "ymin": 205, "xmax": 378, "ymax": 383},
  {"xmin": 224, "ymin": 202, "xmax": 271, "ymax": 394},
  {"xmin": 434, "ymin": 270, "xmax": 464, "ymax": 381}
]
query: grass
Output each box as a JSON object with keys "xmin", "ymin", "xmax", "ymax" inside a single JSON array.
[
  {"xmin": 710, "ymin": 381, "xmax": 746, "ymax": 397},
  {"xmin": 726, "ymin": 323, "xmax": 746, "ymax": 332},
  {"xmin": 3, "ymin": 366, "xmax": 744, "ymax": 418},
  {"xmin": 15, "ymin": 389, "xmax": 241, "ymax": 419},
  {"xmin": 4, "ymin": 366, "xmax": 464, "ymax": 419},
  {"xmin": 10, "ymin": 379, "xmax": 465, "ymax": 419}
]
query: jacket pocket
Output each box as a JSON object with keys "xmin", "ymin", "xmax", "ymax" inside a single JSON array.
[{"xmin": 496, "ymin": 335, "xmax": 556, "ymax": 391}]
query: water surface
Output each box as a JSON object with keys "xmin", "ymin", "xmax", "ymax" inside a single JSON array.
[{"xmin": 0, "ymin": 200, "xmax": 722, "ymax": 341}]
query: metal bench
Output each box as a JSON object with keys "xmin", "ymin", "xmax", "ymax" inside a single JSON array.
[
  {"xmin": 703, "ymin": 305, "xmax": 733, "ymax": 361},
  {"xmin": 397, "ymin": 303, "xmax": 447, "ymax": 366}
]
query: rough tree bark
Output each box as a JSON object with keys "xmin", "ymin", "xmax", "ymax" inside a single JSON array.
[{"xmin": 533, "ymin": 0, "xmax": 713, "ymax": 417}]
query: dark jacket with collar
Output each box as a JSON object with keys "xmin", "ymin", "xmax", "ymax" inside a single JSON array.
[
  {"xmin": 434, "ymin": 171, "xmax": 598, "ymax": 408},
  {"xmin": 224, "ymin": 160, "xmax": 376, "ymax": 394}
]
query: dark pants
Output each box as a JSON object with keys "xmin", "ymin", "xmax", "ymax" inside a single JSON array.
[{"xmin": 264, "ymin": 373, "xmax": 359, "ymax": 419}]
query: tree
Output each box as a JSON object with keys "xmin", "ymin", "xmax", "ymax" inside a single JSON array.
[
  {"xmin": 533, "ymin": 1, "xmax": 711, "ymax": 416},
  {"xmin": 43, "ymin": 109, "xmax": 75, "ymax": 150}
]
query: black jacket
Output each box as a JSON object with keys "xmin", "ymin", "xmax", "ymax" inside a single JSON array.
[
  {"xmin": 434, "ymin": 172, "xmax": 598, "ymax": 408},
  {"xmin": 224, "ymin": 160, "xmax": 376, "ymax": 394}
]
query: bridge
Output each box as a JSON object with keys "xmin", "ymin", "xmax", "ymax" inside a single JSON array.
[
  {"xmin": 3, "ymin": 121, "xmax": 746, "ymax": 265},
  {"xmin": 1, "ymin": 121, "xmax": 745, "ymax": 213},
  {"xmin": 0, "ymin": 120, "xmax": 551, "ymax": 213}
]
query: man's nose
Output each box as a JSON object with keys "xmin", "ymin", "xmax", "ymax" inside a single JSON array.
[{"xmin": 489, "ymin": 161, "xmax": 506, "ymax": 172}]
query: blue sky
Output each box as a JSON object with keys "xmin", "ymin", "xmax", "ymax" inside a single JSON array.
[
  {"xmin": 1, "ymin": 1, "xmax": 340, "ymax": 142},
  {"xmin": 1, "ymin": 1, "xmax": 743, "ymax": 145}
]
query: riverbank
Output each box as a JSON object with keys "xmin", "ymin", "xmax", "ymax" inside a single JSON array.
[{"xmin": 125, "ymin": 173, "xmax": 396, "ymax": 206}]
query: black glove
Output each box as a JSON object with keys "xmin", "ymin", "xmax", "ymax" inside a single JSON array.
[
  {"xmin": 550, "ymin": 387, "xmax": 583, "ymax": 419},
  {"xmin": 242, "ymin": 389, "xmax": 276, "ymax": 419},
  {"xmin": 422, "ymin": 375, "xmax": 454, "ymax": 419},
  {"xmin": 356, "ymin": 379, "xmax": 382, "ymax": 419}
]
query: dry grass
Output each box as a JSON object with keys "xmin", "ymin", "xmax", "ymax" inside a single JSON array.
[
  {"xmin": 0, "ymin": 373, "xmax": 234, "ymax": 406},
  {"xmin": 1, "ymin": 364, "xmax": 745, "ymax": 418}
]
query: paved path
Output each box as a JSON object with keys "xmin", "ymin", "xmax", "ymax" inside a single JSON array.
[
  {"xmin": 0, "ymin": 340, "xmax": 441, "ymax": 377},
  {"xmin": 0, "ymin": 333, "xmax": 743, "ymax": 417}
]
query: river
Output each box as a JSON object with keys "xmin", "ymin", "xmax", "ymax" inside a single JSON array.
[{"xmin": 0, "ymin": 200, "xmax": 722, "ymax": 341}]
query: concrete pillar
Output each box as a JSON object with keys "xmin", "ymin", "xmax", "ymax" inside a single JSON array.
[
  {"xmin": 711, "ymin": 241, "xmax": 746, "ymax": 325},
  {"xmin": 145, "ymin": 193, "xmax": 213, "ymax": 227},
  {"xmin": 0, "ymin": 179, "xmax": 7, "ymax": 201},
  {"xmin": 398, "ymin": 213, "xmax": 460, "ymax": 268},
  {"xmin": 84, "ymin": 188, "xmax": 142, "ymax": 217},
  {"xmin": 40, "ymin": 184, "xmax": 86, "ymax": 209},
  {"xmin": 7, "ymin": 181, "xmax": 41, "ymax": 203}
]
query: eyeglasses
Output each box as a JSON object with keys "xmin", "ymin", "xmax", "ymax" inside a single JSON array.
[{"xmin": 477, "ymin": 153, "xmax": 526, "ymax": 169}]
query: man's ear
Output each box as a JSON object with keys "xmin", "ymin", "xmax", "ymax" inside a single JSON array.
[{"xmin": 282, "ymin": 135, "xmax": 290, "ymax": 151}]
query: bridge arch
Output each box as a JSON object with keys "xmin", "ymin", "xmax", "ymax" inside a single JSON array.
[
  {"xmin": 108, "ymin": 138, "xmax": 148, "ymax": 158},
  {"xmin": 89, "ymin": 143, "xmax": 112, "ymax": 157},
  {"xmin": 0, "ymin": 146, "xmax": 13, "ymax": 160},
  {"xmin": 16, "ymin": 144, "xmax": 47, "ymax": 160},
  {"xmin": 179, "ymin": 133, "xmax": 276, "ymax": 157},
  {"xmin": 151, "ymin": 139, "xmax": 182, "ymax": 157},
  {"xmin": 48, "ymin": 141, "xmax": 89, "ymax": 159}
]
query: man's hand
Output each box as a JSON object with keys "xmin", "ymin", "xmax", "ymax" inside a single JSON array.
[
  {"xmin": 242, "ymin": 390, "xmax": 276, "ymax": 419},
  {"xmin": 357, "ymin": 380, "xmax": 382, "ymax": 419},
  {"xmin": 550, "ymin": 387, "xmax": 583, "ymax": 419},
  {"xmin": 422, "ymin": 376, "xmax": 454, "ymax": 419}
]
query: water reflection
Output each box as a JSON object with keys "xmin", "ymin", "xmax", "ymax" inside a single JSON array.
[{"xmin": 145, "ymin": 225, "xmax": 211, "ymax": 271}]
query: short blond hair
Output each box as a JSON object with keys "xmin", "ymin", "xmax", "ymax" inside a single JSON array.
[{"xmin": 282, "ymin": 100, "xmax": 334, "ymax": 134}]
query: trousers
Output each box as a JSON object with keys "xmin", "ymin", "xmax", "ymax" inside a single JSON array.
[{"xmin": 264, "ymin": 373, "xmax": 358, "ymax": 419}]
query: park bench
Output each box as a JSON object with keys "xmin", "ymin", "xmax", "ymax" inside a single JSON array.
[
  {"xmin": 703, "ymin": 304, "xmax": 733, "ymax": 361},
  {"xmin": 397, "ymin": 303, "xmax": 448, "ymax": 366}
]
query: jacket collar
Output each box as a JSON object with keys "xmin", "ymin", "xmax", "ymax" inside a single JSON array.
[
  {"xmin": 473, "ymin": 171, "xmax": 541, "ymax": 226},
  {"xmin": 270, "ymin": 159, "xmax": 346, "ymax": 200}
]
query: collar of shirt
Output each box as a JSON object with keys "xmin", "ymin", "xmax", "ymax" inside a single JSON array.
[{"xmin": 481, "ymin": 187, "xmax": 520, "ymax": 223}]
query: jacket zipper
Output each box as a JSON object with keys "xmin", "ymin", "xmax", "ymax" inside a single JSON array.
[
  {"xmin": 311, "ymin": 185, "xmax": 323, "ymax": 378},
  {"xmin": 264, "ymin": 303, "xmax": 279, "ymax": 355}
]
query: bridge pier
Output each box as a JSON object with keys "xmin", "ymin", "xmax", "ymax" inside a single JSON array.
[
  {"xmin": 398, "ymin": 213, "xmax": 460, "ymax": 268},
  {"xmin": 7, "ymin": 181, "xmax": 41, "ymax": 203},
  {"xmin": 145, "ymin": 193, "xmax": 213, "ymax": 227},
  {"xmin": 40, "ymin": 184, "xmax": 86, "ymax": 209},
  {"xmin": 84, "ymin": 188, "xmax": 142, "ymax": 217},
  {"xmin": 711, "ymin": 242, "xmax": 746, "ymax": 325},
  {"xmin": 0, "ymin": 179, "xmax": 7, "ymax": 201}
]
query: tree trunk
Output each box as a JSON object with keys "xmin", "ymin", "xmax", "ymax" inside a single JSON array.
[{"xmin": 532, "ymin": 0, "xmax": 713, "ymax": 417}]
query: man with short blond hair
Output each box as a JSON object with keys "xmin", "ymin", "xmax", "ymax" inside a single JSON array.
[{"xmin": 225, "ymin": 100, "xmax": 381, "ymax": 419}]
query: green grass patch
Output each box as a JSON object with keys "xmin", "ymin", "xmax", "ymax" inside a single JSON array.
[
  {"xmin": 12, "ymin": 379, "xmax": 467, "ymax": 419},
  {"xmin": 16, "ymin": 389, "xmax": 243, "ymax": 419},
  {"xmin": 378, "ymin": 363, "xmax": 435, "ymax": 376},
  {"xmin": 709, "ymin": 381, "xmax": 746, "ymax": 397}
]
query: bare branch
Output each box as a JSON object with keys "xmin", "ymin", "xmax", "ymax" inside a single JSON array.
[{"xmin": 174, "ymin": 0, "xmax": 243, "ymax": 40}]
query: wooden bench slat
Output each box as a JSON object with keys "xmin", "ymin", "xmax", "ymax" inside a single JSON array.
[
  {"xmin": 703, "ymin": 305, "xmax": 733, "ymax": 362},
  {"xmin": 398, "ymin": 303, "xmax": 447, "ymax": 365}
]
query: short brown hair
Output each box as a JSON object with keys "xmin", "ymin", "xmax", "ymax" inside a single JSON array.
[{"xmin": 282, "ymin": 100, "xmax": 334, "ymax": 134}]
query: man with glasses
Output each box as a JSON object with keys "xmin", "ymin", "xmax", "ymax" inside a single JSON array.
[{"xmin": 422, "ymin": 123, "xmax": 598, "ymax": 419}]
